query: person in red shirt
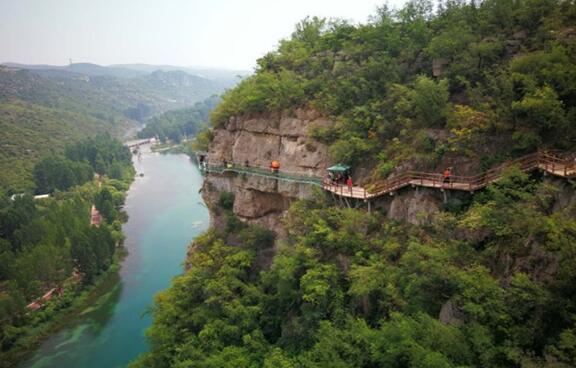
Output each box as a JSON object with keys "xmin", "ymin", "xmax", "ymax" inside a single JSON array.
[
  {"xmin": 346, "ymin": 176, "xmax": 353, "ymax": 193},
  {"xmin": 443, "ymin": 167, "xmax": 452, "ymax": 184}
]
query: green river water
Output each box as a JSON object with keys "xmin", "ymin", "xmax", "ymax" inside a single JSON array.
[{"xmin": 20, "ymin": 147, "xmax": 209, "ymax": 368}]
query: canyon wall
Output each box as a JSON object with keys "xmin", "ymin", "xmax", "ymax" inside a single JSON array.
[
  {"xmin": 202, "ymin": 109, "xmax": 332, "ymax": 233},
  {"xmin": 202, "ymin": 109, "xmax": 452, "ymax": 233}
]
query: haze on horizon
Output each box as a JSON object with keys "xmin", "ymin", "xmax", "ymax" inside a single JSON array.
[{"xmin": 0, "ymin": 0, "xmax": 406, "ymax": 72}]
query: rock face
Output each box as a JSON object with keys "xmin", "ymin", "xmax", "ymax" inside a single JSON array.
[
  {"xmin": 207, "ymin": 109, "xmax": 332, "ymax": 177},
  {"xmin": 203, "ymin": 109, "xmax": 456, "ymax": 233},
  {"xmin": 383, "ymin": 187, "xmax": 443, "ymax": 225},
  {"xmin": 203, "ymin": 109, "xmax": 333, "ymax": 233}
]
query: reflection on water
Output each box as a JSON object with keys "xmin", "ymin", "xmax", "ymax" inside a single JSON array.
[{"xmin": 20, "ymin": 147, "xmax": 209, "ymax": 368}]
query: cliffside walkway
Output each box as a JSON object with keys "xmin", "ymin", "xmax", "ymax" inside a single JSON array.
[
  {"xmin": 201, "ymin": 160, "xmax": 323, "ymax": 186},
  {"xmin": 323, "ymin": 151, "xmax": 576, "ymax": 200},
  {"xmin": 199, "ymin": 151, "xmax": 575, "ymax": 201}
]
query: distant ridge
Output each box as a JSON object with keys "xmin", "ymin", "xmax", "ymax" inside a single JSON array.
[
  {"xmin": 3, "ymin": 62, "xmax": 249, "ymax": 81},
  {"xmin": 4, "ymin": 62, "xmax": 149, "ymax": 79}
]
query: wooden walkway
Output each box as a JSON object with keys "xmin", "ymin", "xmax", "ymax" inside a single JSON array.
[{"xmin": 323, "ymin": 151, "xmax": 576, "ymax": 200}]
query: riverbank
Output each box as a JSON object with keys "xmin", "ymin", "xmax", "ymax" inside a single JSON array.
[
  {"xmin": 1, "ymin": 161, "xmax": 135, "ymax": 368},
  {"xmin": 2, "ymin": 247, "xmax": 127, "ymax": 368},
  {"xmin": 17, "ymin": 146, "xmax": 209, "ymax": 368}
]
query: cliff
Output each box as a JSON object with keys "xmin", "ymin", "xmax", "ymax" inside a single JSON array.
[{"xmin": 203, "ymin": 109, "xmax": 333, "ymax": 233}]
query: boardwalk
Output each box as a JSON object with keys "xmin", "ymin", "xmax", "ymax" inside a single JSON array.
[
  {"xmin": 323, "ymin": 151, "xmax": 576, "ymax": 199},
  {"xmin": 201, "ymin": 151, "xmax": 575, "ymax": 200}
]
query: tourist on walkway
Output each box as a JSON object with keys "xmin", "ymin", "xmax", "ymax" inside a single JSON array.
[
  {"xmin": 443, "ymin": 167, "xmax": 452, "ymax": 184},
  {"xmin": 346, "ymin": 176, "xmax": 353, "ymax": 193},
  {"xmin": 271, "ymin": 160, "xmax": 280, "ymax": 174}
]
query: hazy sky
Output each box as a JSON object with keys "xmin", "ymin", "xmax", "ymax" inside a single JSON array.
[{"xmin": 0, "ymin": 0, "xmax": 407, "ymax": 71}]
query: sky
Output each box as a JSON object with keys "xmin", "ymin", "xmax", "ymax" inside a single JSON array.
[{"xmin": 0, "ymin": 0, "xmax": 406, "ymax": 71}]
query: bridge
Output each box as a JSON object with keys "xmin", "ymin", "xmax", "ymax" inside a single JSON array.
[
  {"xmin": 125, "ymin": 138, "xmax": 154, "ymax": 149},
  {"xmin": 199, "ymin": 151, "xmax": 575, "ymax": 201}
]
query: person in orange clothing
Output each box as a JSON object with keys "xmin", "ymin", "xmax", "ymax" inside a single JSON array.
[{"xmin": 270, "ymin": 160, "xmax": 280, "ymax": 174}]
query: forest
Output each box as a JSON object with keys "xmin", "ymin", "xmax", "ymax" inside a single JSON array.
[
  {"xmin": 137, "ymin": 95, "xmax": 220, "ymax": 143},
  {"xmin": 134, "ymin": 169, "xmax": 576, "ymax": 367},
  {"xmin": 0, "ymin": 135, "xmax": 133, "ymax": 364},
  {"xmin": 133, "ymin": 0, "xmax": 576, "ymax": 367},
  {"xmin": 0, "ymin": 65, "xmax": 225, "ymax": 192},
  {"xmin": 211, "ymin": 0, "xmax": 576, "ymax": 177}
]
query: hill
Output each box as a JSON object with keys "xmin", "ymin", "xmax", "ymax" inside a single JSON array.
[
  {"xmin": 133, "ymin": 1, "xmax": 576, "ymax": 368},
  {"xmin": 210, "ymin": 0, "xmax": 576, "ymax": 182},
  {"xmin": 137, "ymin": 95, "xmax": 220, "ymax": 142},
  {"xmin": 0, "ymin": 63, "xmax": 231, "ymax": 191}
]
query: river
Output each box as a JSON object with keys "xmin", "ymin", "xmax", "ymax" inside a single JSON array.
[{"xmin": 20, "ymin": 146, "xmax": 209, "ymax": 368}]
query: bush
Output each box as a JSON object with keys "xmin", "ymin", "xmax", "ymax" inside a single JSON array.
[{"xmin": 217, "ymin": 192, "xmax": 235, "ymax": 210}]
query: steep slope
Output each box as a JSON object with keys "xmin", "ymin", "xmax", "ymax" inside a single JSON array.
[
  {"xmin": 134, "ymin": 1, "xmax": 576, "ymax": 368},
  {"xmin": 203, "ymin": 109, "xmax": 332, "ymax": 232},
  {"xmin": 0, "ymin": 63, "xmax": 233, "ymax": 191}
]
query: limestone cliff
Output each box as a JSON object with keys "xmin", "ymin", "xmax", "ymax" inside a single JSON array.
[
  {"xmin": 203, "ymin": 109, "xmax": 333, "ymax": 233},
  {"xmin": 201, "ymin": 109, "xmax": 456, "ymax": 233}
]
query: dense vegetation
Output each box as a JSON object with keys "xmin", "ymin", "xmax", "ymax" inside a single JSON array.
[
  {"xmin": 0, "ymin": 136, "xmax": 133, "ymax": 365},
  {"xmin": 133, "ymin": 170, "xmax": 576, "ymax": 367},
  {"xmin": 134, "ymin": 0, "xmax": 576, "ymax": 367},
  {"xmin": 0, "ymin": 65, "xmax": 228, "ymax": 192},
  {"xmin": 33, "ymin": 134, "xmax": 132, "ymax": 194},
  {"xmin": 211, "ymin": 0, "xmax": 576, "ymax": 178},
  {"xmin": 137, "ymin": 96, "xmax": 220, "ymax": 143}
]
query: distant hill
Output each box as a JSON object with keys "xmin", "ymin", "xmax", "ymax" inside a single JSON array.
[
  {"xmin": 3, "ymin": 62, "xmax": 248, "ymax": 86},
  {"xmin": 4, "ymin": 62, "xmax": 147, "ymax": 78},
  {"xmin": 110, "ymin": 63, "xmax": 249, "ymax": 83},
  {"xmin": 1, "ymin": 64, "xmax": 228, "ymax": 120},
  {"xmin": 0, "ymin": 63, "xmax": 236, "ymax": 191}
]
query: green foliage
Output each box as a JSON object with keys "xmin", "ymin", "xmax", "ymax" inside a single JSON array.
[
  {"xmin": 137, "ymin": 96, "xmax": 219, "ymax": 143},
  {"xmin": 33, "ymin": 157, "xmax": 93, "ymax": 194},
  {"xmin": 0, "ymin": 135, "xmax": 132, "ymax": 358},
  {"xmin": 217, "ymin": 192, "xmax": 235, "ymax": 211},
  {"xmin": 135, "ymin": 169, "xmax": 576, "ymax": 367},
  {"xmin": 0, "ymin": 189, "xmax": 121, "ymax": 349},
  {"xmin": 209, "ymin": 0, "xmax": 576, "ymax": 177},
  {"xmin": 512, "ymin": 86, "xmax": 567, "ymax": 132},
  {"xmin": 64, "ymin": 133, "xmax": 133, "ymax": 176},
  {"xmin": 412, "ymin": 76, "xmax": 450, "ymax": 127},
  {"xmin": 0, "ymin": 100, "xmax": 121, "ymax": 192},
  {"xmin": 190, "ymin": 127, "xmax": 214, "ymax": 152},
  {"xmin": 211, "ymin": 70, "xmax": 308, "ymax": 126}
]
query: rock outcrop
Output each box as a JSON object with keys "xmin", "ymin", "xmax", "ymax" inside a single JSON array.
[{"xmin": 203, "ymin": 109, "xmax": 332, "ymax": 233}]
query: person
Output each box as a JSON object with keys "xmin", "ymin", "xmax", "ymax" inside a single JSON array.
[
  {"xmin": 270, "ymin": 160, "xmax": 280, "ymax": 174},
  {"xmin": 244, "ymin": 160, "xmax": 250, "ymax": 167},
  {"xmin": 443, "ymin": 167, "xmax": 452, "ymax": 184},
  {"xmin": 346, "ymin": 176, "xmax": 353, "ymax": 193}
]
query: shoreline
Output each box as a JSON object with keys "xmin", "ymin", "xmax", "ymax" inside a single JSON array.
[{"xmin": 3, "ymin": 247, "xmax": 128, "ymax": 368}]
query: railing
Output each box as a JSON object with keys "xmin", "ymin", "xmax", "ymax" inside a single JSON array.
[
  {"xmin": 199, "ymin": 151, "xmax": 574, "ymax": 200},
  {"xmin": 201, "ymin": 160, "xmax": 323, "ymax": 185},
  {"xmin": 322, "ymin": 151, "xmax": 575, "ymax": 199}
]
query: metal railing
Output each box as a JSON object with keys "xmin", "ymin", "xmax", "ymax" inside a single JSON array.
[
  {"xmin": 201, "ymin": 160, "xmax": 323, "ymax": 185},
  {"xmin": 198, "ymin": 151, "xmax": 575, "ymax": 200}
]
